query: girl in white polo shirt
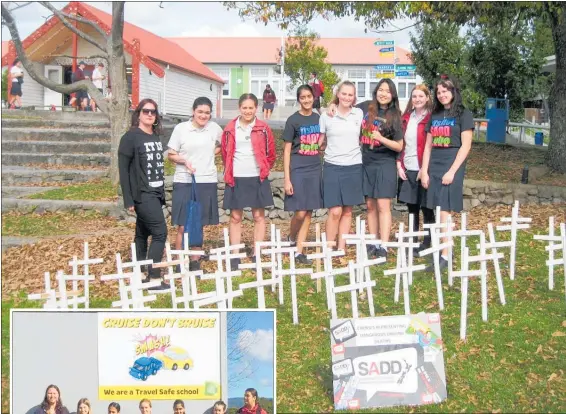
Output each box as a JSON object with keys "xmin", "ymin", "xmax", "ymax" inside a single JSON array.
[
  {"xmin": 167, "ymin": 97, "xmax": 223, "ymax": 270},
  {"xmin": 318, "ymin": 81, "xmax": 364, "ymax": 251}
]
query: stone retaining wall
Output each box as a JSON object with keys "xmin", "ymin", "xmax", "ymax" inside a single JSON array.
[{"xmin": 160, "ymin": 175, "xmax": 566, "ymax": 224}]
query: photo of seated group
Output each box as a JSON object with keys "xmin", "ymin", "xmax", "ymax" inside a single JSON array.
[{"xmin": 10, "ymin": 310, "xmax": 275, "ymax": 414}]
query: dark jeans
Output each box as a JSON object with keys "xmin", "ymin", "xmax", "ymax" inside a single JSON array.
[
  {"xmin": 407, "ymin": 204, "xmax": 435, "ymax": 248},
  {"xmin": 134, "ymin": 192, "xmax": 167, "ymax": 278}
]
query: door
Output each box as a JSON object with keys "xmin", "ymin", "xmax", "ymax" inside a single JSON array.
[
  {"xmin": 44, "ymin": 65, "xmax": 63, "ymax": 109},
  {"xmin": 231, "ymin": 67, "xmax": 244, "ymax": 97}
]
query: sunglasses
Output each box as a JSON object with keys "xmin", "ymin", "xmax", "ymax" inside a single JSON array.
[{"xmin": 141, "ymin": 108, "xmax": 157, "ymax": 116}]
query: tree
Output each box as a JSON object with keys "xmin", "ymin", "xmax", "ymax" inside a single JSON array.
[
  {"xmin": 279, "ymin": 27, "xmax": 340, "ymax": 103},
  {"xmin": 225, "ymin": 1, "xmax": 566, "ymax": 173},
  {"xmin": 1, "ymin": 1, "xmax": 129, "ymax": 184},
  {"xmin": 227, "ymin": 312, "xmax": 259, "ymax": 388}
]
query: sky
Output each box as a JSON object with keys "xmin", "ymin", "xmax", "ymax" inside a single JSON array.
[
  {"xmin": 227, "ymin": 310, "xmax": 275, "ymax": 403},
  {"xmin": 1, "ymin": 1, "xmax": 417, "ymax": 49}
]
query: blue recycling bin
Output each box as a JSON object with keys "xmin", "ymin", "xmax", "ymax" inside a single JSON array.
[
  {"xmin": 485, "ymin": 98, "xmax": 509, "ymax": 144},
  {"xmin": 534, "ymin": 132, "xmax": 544, "ymax": 146}
]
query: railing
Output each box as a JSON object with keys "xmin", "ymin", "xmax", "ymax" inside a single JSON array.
[
  {"xmin": 473, "ymin": 118, "xmax": 489, "ymax": 142},
  {"xmin": 507, "ymin": 122, "xmax": 550, "ymax": 145}
]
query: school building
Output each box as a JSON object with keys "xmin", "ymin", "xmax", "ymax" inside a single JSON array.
[
  {"xmin": 1, "ymin": 2, "xmax": 224, "ymax": 117},
  {"xmin": 170, "ymin": 37, "xmax": 422, "ymax": 110}
]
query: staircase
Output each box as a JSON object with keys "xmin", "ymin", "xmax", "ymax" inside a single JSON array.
[{"xmin": 2, "ymin": 110, "xmax": 111, "ymax": 186}]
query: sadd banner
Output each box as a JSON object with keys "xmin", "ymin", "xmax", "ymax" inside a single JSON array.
[
  {"xmin": 330, "ymin": 313, "xmax": 447, "ymax": 410},
  {"xmin": 98, "ymin": 312, "xmax": 221, "ymax": 401}
]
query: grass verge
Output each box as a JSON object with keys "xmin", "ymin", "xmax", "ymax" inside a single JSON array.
[
  {"xmin": 1, "ymin": 229, "xmax": 565, "ymax": 412},
  {"xmin": 26, "ymin": 179, "xmax": 118, "ymax": 201}
]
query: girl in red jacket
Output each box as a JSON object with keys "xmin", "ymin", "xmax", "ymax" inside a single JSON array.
[
  {"xmin": 222, "ymin": 93, "xmax": 276, "ymax": 269},
  {"xmin": 237, "ymin": 388, "xmax": 268, "ymax": 414},
  {"xmin": 397, "ymin": 84, "xmax": 436, "ymax": 254}
]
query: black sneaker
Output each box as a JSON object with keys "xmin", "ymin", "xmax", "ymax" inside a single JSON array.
[
  {"xmin": 287, "ymin": 236, "xmax": 297, "ymax": 247},
  {"xmin": 425, "ymin": 257, "xmax": 448, "ymax": 273},
  {"xmin": 229, "ymin": 257, "xmax": 241, "ymax": 271},
  {"xmin": 375, "ymin": 247, "xmax": 388, "ymax": 259},
  {"xmin": 366, "ymin": 244, "xmax": 378, "ymax": 259},
  {"xmin": 189, "ymin": 260, "xmax": 201, "ymax": 271},
  {"xmin": 145, "ymin": 280, "xmax": 171, "ymax": 292},
  {"xmin": 250, "ymin": 255, "xmax": 258, "ymax": 263},
  {"xmin": 295, "ymin": 253, "xmax": 313, "ymax": 265}
]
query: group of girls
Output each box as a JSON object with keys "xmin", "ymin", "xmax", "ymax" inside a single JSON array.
[
  {"xmin": 35, "ymin": 384, "xmax": 267, "ymax": 414},
  {"xmin": 119, "ymin": 73, "xmax": 473, "ymax": 285}
]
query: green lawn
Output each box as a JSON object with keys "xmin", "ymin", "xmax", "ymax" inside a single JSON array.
[
  {"xmin": 26, "ymin": 179, "xmax": 118, "ymax": 201},
  {"xmin": 1, "ymin": 229, "xmax": 565, "ymax": 413}
]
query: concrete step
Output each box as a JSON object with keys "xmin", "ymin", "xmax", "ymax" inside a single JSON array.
[
  {"xmin": 2, "ymin": 236, "xmax": 41, "ymax": 252},
  {"xmin": 1, "ymin": 186, "xmax": 59, "ymax": 198},
  {"xmin": 2, "ymin": 140, "xmax": 111, "ymax": 154},
  {"xmin": 1, "ymin": 108, "xmax": 109, "ymax": 121},
  {"xmin": 1, "ymin": 197, "xmax": 117, "ymax": 214},
  {"xmin": 1, "ymin": 118, "xmax": 110, "ymax": 129},
  {"xmin": 2, "ymin": 152, "xmax": 110, "ymax": 167},
  {"xmin": 1, "ymin": 127, "xmax": 111, "ymax": 142},
  {"xmin": 2, "ymin": 166, "xmax": 107, "ymax": 185}
]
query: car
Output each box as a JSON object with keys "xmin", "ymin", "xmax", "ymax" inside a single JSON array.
[
  {"xmin": 155, "ymin": 346, "xmax": 193, "ymax": 371},
  {"xmin": 129, "ymin": 356, "xmax": 163, "ymax": 381}
]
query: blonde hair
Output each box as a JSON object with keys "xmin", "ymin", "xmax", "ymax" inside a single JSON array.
[
  {"xmin": 77, "ymin": 398, "xmax": 91, "ymax": 414},
  {"xmin": 403, "ymin": 84, "xmax": 433, "ymax": 116},
  {"xmin": 331, "ymin": 80, "xmax": 357, "ymax": 107},
  {"xmin": 139, "ymin": 399, "xmax": 152, "ymax": 409}
]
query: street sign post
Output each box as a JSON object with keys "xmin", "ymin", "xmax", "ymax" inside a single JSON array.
[{"xmin": 374, "ymin": 40, "xmax": 395, "ymax": 46}]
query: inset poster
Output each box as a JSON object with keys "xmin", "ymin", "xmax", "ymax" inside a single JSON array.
[
  {"xmin": 98, "ymin": 312, "xmax": 221, "ymax": 400},
  {"xmin": 330, "ymin": 313, "xmax": 447, "ymax": 410}
]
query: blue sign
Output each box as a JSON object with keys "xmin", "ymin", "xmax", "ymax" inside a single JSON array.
[
  {"xmin": 374, "ymin": 40, "xmax": 395, "ymax": 46},
  {"xmin": 380, "ymin": 47, "xmax": 395, "ymax": 53},
  {"xmin": 396, "ymin": 64, "xmax": 417, "ymax": 71},
  {"xmin": 374, "ymin": 64, "xmax": 395, "ymax": 70},
  {"xmin": 395, "ymin": 71, "xmax": 410, "ymax": 77}
]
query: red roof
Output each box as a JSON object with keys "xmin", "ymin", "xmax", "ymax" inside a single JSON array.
[
  {"xmin": 79, "ymin": 3, "xmax": 223, "ymax": 83},
  {"xmin": 169, "ymin": 37, "xmax": 414, "ymax": 66}
]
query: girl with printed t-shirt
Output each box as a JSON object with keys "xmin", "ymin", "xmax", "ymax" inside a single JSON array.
[
  {"xmin": 359, "ymin": 79, "xmax": 404, "ymax": 259},
  {"xmin": 222, "ymin": 93, "xmax": 276, "ymax": 269},
  {"xmin": 397, "ymin": 84, "xmax": 435, "ymax": 255},
  {"xmin": 282, "ymin": 84, "xmax": 323, "ymax": 264},
  {"xmin": 421, "ymin": 75, "xmax": 474, "ymax": 271},
  {"xmin": 118, "ymin": 99, "xmax": 169, "ymax": 291},
  {"xmin": 318, "ymin": 81, "xmax": 364, "ymax": 251},
  {"xmin": 167, "ymin": 97, "xmax": 223, "ymax": 270}
]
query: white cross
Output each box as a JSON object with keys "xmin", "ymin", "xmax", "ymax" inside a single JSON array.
[
  {"xmin": 192, "ymin": 284, "xmax": 244, "ymax": 309},
  {"xmin": 168, "ymin": 233, "xmax": 207, "ymax": 272},
  {"xmin": 452, "ymin": 246, "xmax": 486, "ymax": 340},
  {"xmin": 446, "ymin": 213, "xmax": 483, "ymax": 287},
  {"xmin": 543, "ymin": 223, "xmax": 566, "ymax": 303},
  {"xmin": 307, "ymin": 232, "xmax": 345, "ymax": 311},
  {"xmin": 383, "ymin": 224, "xmax": 426, "ymax": 315},
  {"xmin": 496, "ymin": 200, "xmax": 532, "ymax": 280},
  {"xmin": 331, "ymin": 261, "xmax": 376, "ymax": 319},
  {"xmin": 55, "ymin": 269, "xmax": 93, "ymax": 309},
  {"xmin": 302, "ymin": 222, "xmax": 337, "ymax": 293},
  {"xmin": 238, "ymin": 241, "xmax": 276, "ymax": 309},
  {"xmin": 475, "ymin": 223, "xmax": 507, "ymax": 306},
  {"xmin": 208, "ymin": 227, "xmax": 247, "ymax": 308},
  {"xmin": 67, "ymin": 241, "xmax": 103, "ymax": 308},
  {"xmin": 533, "ymin": 216, "xmax": 560, "ymax": 290},
  {"xmin": 400, "ymin": 213, "xmax": 429, "ymax": 285},
  {"xmin": 27, "ymin": 272, "xmax": 82, "ymax": 309},
  {"xmin": 266, "ymin": 247, "xmax": 313, "ymax": 324},
  {"xmin": 343, "ymin": 216, "xmax": 380, "ymax": 293}
]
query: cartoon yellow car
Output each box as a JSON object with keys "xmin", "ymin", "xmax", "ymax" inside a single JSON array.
[{"xmin": 155, "ymin": 346, "xmax": 193, "ymax": 371}]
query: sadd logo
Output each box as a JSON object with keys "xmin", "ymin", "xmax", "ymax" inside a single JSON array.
[
  {"xmin": 332, "ymin": 320, "xmax": 356, "ymax": 344},
  {"xmin": 353, "ymin": 348, "xmax": 418, "ymax": 394}
]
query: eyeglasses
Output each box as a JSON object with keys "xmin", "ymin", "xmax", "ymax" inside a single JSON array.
[{"xmin": 141, "ymin": 109, "xmax": 157, "ymax": 116}]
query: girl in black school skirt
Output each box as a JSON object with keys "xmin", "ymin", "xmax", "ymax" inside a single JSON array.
[
  {"xmin": 397, "ymin": 84, "xmax": 435, "ymax": 255},
  {"xmin": 282, "ymin": 84, "xmax": 323, "ymax": 264},
  {"xmin": 359, "ymin": 79, "xmax": 404, "ymax": 259},
  {"xmin": 421, "ymin": 75, "xmax": 474, "ymax": 270}
]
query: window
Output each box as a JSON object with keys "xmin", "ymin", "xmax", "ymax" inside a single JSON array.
[
  {"xmin": 213, "ymin": 68, "xmax": 230, "ymax": 78},
  {"xmin": 222, "ymin": 82, "xmax": 229, "ymax": 96},
  {"xmin": 408, "ymin": 82, "xmax": 416, "ymax": 94},
  {"xmin": 272, "ymin": 80, "xmax": 280, "ymax": 97},
  {"xmin": 251, "ymin": 67, "xmax": 269, "ymax": 77},
  {"xmin": 369, "ymin": 82, "xmax": 378, "ymax": 96},
  {"xmin": 251, "ymin": 80, "xmax": 270, "ymax": 97},
  {"xmin": 369, "ymin": 69, "xmax": 379, "ymax": 79},
  {"xmin": 356, "ymin": 81, "xmax": 366, "ymax": 98},
  {"xmin": 398, "ymin": 82, "xmax": 407, "ymax": 99},
  {"xmin": 348, "ymin": 69, "xmax": 367, "ymax": 79}
]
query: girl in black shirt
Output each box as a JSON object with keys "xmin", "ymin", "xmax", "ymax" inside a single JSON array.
[{"xmin": 118, "ymin": 98, "xmax": 168, "ymax": 290}]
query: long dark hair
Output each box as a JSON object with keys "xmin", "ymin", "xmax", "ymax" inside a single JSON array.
[
  {"xmin": 245, "ymin": 388, "xmax": 260, "ymax": 409},
  {"xmin": 41, "ymin": 384, "xmax": 65, "ymax": 414},
  {"xmin": 131, "ymin": 98, "xmax": 162, "ymax": 135},
  {"xmin": 432, "ymin": 74, "xmax": 465, "ymax": 117},
  {"xmin": 108, "ymin": 402, "xmax": 121, "ymax": 412},
  {"xmin": 173, "ymin": 399, "xmax": 185, "ymax": 409},
  {"xmin": 367, "ymin": 78, "xmax": 401, "ymax": 132},
  {"xmin": 296, "ymin": 84, "xmax": 314, "ymax": 101}
]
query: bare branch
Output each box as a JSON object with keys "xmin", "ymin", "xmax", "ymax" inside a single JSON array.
[
  {"xmin": 38, "ymin": 1, "xmax": 108, "ymax": 54},
  {"xmin": 111, "ymin": 2, "xmax": 125, "ymax": 59},
  {"xmin": 369, "ymin": 20, "xmax": 422, "ymax": 34},
  {"xmin": 51, "ymin": 54, "xmax": 107, "ymax": 60},
  {"xmin": 53, "ymin": 8, "xmax": 109, "ymax": 40},
  {"xmin": 6, "ymin": 2, "xmax": 33, "ymax": 13},
  {"xmin": 1, "ymin": 3, "xmax": 109, "ymax": 114}
]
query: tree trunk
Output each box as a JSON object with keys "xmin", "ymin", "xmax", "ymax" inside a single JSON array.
[{"xmin": 546, "ymin": 5, "xmax": 566, "ymax": 173}]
